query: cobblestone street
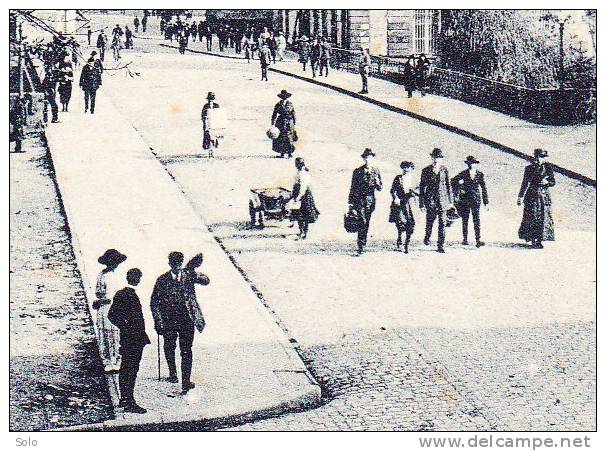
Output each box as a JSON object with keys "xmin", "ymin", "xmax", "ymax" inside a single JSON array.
[
  {"xmin": 88, "ymin": 28, "xmax": 594, "ymax": 431},
  {"xmin": 10, "ymin": 11, "xmax": 596, "ymax": 432}
]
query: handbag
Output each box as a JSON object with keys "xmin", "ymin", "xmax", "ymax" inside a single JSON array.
[{"xmin": 344, "ymin": 207, "xmax": 360, "ymax": 233}]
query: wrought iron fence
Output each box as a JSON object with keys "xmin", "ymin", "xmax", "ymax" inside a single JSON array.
[{"xmin": 328, "ymin": 47, "xmax": 594, "ymax": 125}]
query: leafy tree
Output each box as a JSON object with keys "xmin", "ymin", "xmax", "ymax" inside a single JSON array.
[{"xmin": 438, "ymin": 10, "xmax": 594, "ymax": 90}]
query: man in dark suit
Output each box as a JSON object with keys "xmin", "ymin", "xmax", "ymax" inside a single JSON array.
[
  {"xmin": 349, "ymin": 148, "xmax": 382, "ymax": 255},
  {"xmin": 108, "ymin": 268, "xmax": 149, "ymax": 414},
  {"xmin": 151, "ymin": 252, "xmax": 209, "ymax": 394},
  {"xmin": 420, "ymin": 148, "xmax": 453, "ymax": 253},
  {"xmin": 452, "ymin": 155, "xmax": 489, "ymax": 247},
  {"xmin": 79, "ymin": 57, "xmax": 102, "ymax": 114}
]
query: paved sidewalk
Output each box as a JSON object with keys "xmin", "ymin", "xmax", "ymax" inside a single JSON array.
[
  {"xmin": 43, "ymin": 81, "xmax": 320, "ymax": 430},
  {"xmin": 173, "ymin": 40, "xmax": 596, "ymax": 184}
]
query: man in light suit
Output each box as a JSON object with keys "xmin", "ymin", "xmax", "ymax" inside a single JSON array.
[
  {"xmin": 349, "ymin": 148, "xmax": 382, "ymax": 255},
  {"xmin": 419, "ymin": 148, "xmax": 453, "ymax": 253},
  {"xmin": 452, "ymin": 155, "xmax": 489, "ymax": 248}
]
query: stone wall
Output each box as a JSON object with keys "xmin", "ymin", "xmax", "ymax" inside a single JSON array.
[{"xmin": 387, "ymin": 10, "xmax": 414, "ymax": 56}]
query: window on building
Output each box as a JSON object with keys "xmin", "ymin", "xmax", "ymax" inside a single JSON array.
[{"xmin": 414, "ymin": 10, "xmax": 437, "ymax": 55}]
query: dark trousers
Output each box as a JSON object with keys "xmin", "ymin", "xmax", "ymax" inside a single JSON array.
[
  {"xmin": 163, "ymin": 320, "xmax": 195, "ymax": 386},
  {"xmin": 83, "ymin": 89, "xmax": 97, "ymax": 113},
  {"xmin": 357, "ymin": 206, "xmax": 374, "ymax": 251},
  {"xmin": 360, "ymin": 72, "xmax": 368, "ymax": 92},
  {"xmin": 206, "ymin": 35, "xmax": 212, "ymax": 51},
  {"xmin": 119, "ymin": 343, "xmax": 145, "ymax": 404},
  {"xmin": 261, "ymin": 64, "xmax": 268, "ymax": 81},
  {"xmin": 48, "ymin": 93, "xmax": 59, "ymax": 122},
  {"xmin": 424, "ymin": 208, "xmax": 446, "ymax": 248},
  {"xmin": 319, "ymin": 59, "xmax": 329, "ymax": 76},
  {"xmin": 459, "ymin": 204, "xmax": 481, "ymax": 242},
  {"xmin": 99, "ymin": 46, "xmax": 105, "ymax": 61}
]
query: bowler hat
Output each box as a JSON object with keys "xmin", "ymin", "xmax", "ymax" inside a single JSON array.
[
  {"xmin": 533, "ymin": 148, "xmax": 549, "ymax": 158},
  {"xmin": 430, "ymin": 148, "xmax": 444, "ymax": 159},
  {"xmin": 206, "ymin": 91, "xmax": 216, "ymax": 100},
  {"xmin": 361, "ymin": 148, "xmax": 376, "ymax": 158},
  {"xmin": 465, "ymin": 155, "xmax": 480, "ymax": 165},
  {"xmin": 277, "ymin": 89, "xmax": 292, "ymax": 99},
  {"xmin": 98, "ymin": 249, "xmax": 127, "ymax": 266}
]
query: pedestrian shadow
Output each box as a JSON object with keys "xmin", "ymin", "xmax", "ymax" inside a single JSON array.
[{"xmin": 158, "ymin": 154, "xmax": 210, "ymax": 164}]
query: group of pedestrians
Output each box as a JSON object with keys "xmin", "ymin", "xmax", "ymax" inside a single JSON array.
[
  {"xmin": 295, "ymin": 35, "xmax": 332, "ymax": 78},
  {"xmin": 260, "ymin": 85, "xmax": 555, "ymax": 253},
  {"xmin": 94, "ymin": 248, "xmax": 210, "ymax": 414},
  {"xmin": 346, "ymin": 146, "xmax": 555, "ymax": 255}
]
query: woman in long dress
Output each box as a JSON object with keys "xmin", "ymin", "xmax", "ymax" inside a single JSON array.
[
  {"xmin": 201, "ymin": 91, "xmax": 221, "ymax": 156},
  {"xmin": 57, "ymin": 57, "xmax": 73, "ymax": 112},
  {"xmin": 517, "ymin": 148, "xmax": 556, "ymax": 249},
  {"xmin": 271, "ymin": 90, "xmax": 296, "ymax": 158},
  {"xmin": 94, "ymin": 248, "xmax": 127, "ymax": 372},
  {"xmin": 290, "ymin": 157, "xmax": 319, "ymax": 239},
  {"xmin": 389, "ymin": 161, "xmax": 418, "ymax": 253}
]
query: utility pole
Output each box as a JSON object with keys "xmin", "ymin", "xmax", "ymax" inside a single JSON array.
[{"xmin": 18, "ymin": 18, "xmax": 24, "ymax": 97}]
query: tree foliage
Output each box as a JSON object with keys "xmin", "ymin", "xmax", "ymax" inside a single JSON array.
[{"xmin": 439, "ymin": 10, "xmax": 595, "ymax": 90}]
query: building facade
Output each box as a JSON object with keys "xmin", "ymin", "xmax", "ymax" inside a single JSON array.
[{"xmin": 272, "ymin": 9, "xmax": 440, "ymax": 57}]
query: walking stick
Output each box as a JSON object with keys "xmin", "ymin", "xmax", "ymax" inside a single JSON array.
[{"xmin": 157, "ymin": 333, "xmax": 161, "ymax": 381}]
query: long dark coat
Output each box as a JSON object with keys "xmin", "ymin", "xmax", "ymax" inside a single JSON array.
[
  {"xmin": 79, "ymin": 63, "xmax": 102, "ymax": 91},
  {"xmin": 271, "ymin": 99, "xmax": 296, "ymax": 155},
  {"xmin": 389, "ymin": 174, "xmax": 417, "ymax": 232},
  {"xmin": 518, "ymin": 163, "xmax": 556, "ymax": 242},
  {"xmin": 348, "ymin": 165, "xmax": 383, "ymax": 212}
]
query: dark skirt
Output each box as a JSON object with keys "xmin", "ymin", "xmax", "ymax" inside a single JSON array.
[
  {"xmin": 293, "ymin": 188, "xmax": 319, "ymax": 224},
  {"xmin": 518, "ymin": 188, "xmax": 555, "ymax": 242},
  {"xmin": 272, "ymin": 125, "xmax": 295, "ymax": 155},
  {"xmin": 58, "ymin": 82, "xmax": 72, "ymax": 104},
  {"xmin": 389, "ymin": 200, "xmax": 415, "ymax": 233}
]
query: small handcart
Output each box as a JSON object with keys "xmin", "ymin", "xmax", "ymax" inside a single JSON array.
[{"xmin": 249, "ymin": 187, "xmax": 292, "ymax": 228}]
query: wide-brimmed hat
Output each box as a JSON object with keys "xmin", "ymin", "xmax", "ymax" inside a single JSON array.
[
  {"xmin": 361, "ymin": 148, "xmax": 376, "ymax": 158},
  {"xmin": 430, "ymin": 148, "xmax": 444, "ymax": 159},
  {"xmin": 534, "ymin": 148, "xmax": 549, "ymax": 158},
  {"xmin": 277, "ymin": 89, "xmax": 292, "ymax": 99},
  {"xmin": 206, "ymin": 91, "xmax": 216, "ymax": 100},
  {"xmin": 465, "ymin": 155, "xmax": 480, "ymax": 165},
  {"xmin": 98, "ymin": 249, "xmax": 127, "ymax": 266},
  {"xmin": 90, "ymin": 51, "xmax": 97, "ymax": 56},
  {"xmin": 400, "ymin": 160, "xmax": 415, "ymax": 170}
]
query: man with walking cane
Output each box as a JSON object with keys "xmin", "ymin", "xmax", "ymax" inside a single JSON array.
[{"xmin": 151, "ymin": 252, "xmax": 209, "ymax": 395}]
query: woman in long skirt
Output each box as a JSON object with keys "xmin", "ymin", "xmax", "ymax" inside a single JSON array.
[
  {"xmin": 389, "ymin": 161, "xmax": 418, "ymax": 253},
  {"xmin": 271, "ymin": 90, "xmax": 296, "ymax": 158},
  {"xmin": 517, "ymin": 148, "xmax": 556, "ymax": 249},
  {"xmin": 57, "ymin": 59, "xmax": 73, "ymax": 112},
  {"xmin": 201, "ymin": 91, "xmax": 221, "ymax": 156},
  {"xmin": 94, "ymin": 249, "xmax": 127, "ymax": 372},
  {"xmin": 290, "ymin": 157, "xmax": 319, "ymax": 239}
]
